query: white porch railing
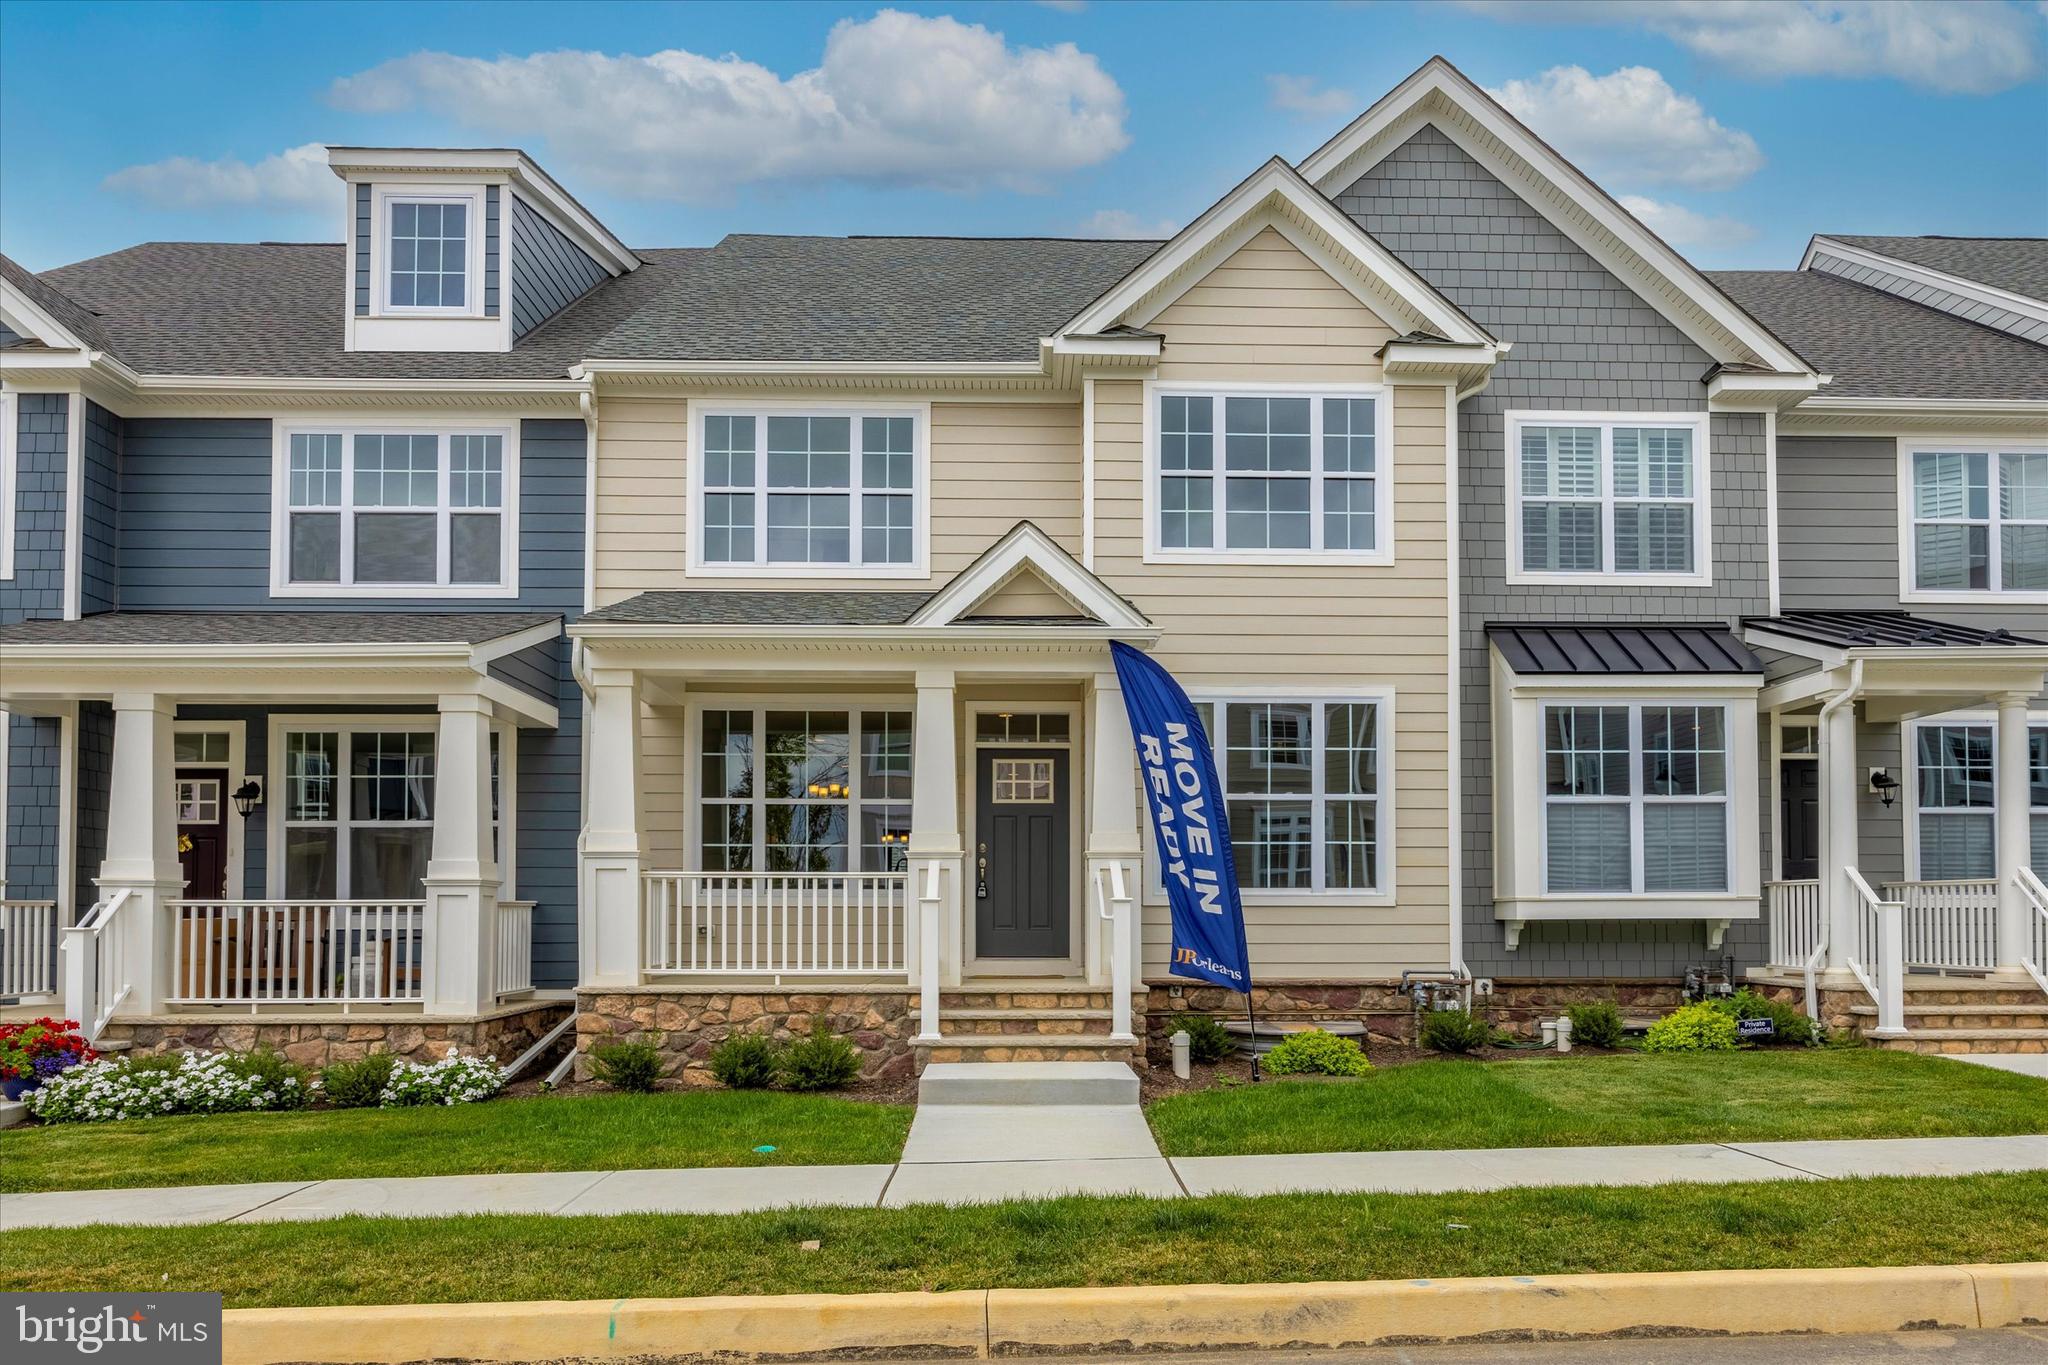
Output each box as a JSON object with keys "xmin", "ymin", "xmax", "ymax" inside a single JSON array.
[
  {"xmin": 1880, "ymin": 879, "xmax": 2000, "ymax": 971},
  {"xmin": 642, "ymin": 872, "xmax": 909, "ymax": 978},
  {"xmin": 2017, "ymin": 867, "xmax": 2048, "ymax": 995},
  {"xmin": 496, "ymin": 900, "xmax": 535, "ymax": 998},
  {"xmin": 166, "ymin": 901, "xmax": 427, "ymax": 1007},
  {"xmin": 0, "ymin": 900, "xmax": 59, "ymax": 999},
  {"xmin": 1763, "ymin": 880, "xmax": 1821, "ymax": 970},
  {"xmin": 1845, "ymin": 868, "xmax": 1905, "ymax": 1036},
  {"xmin": 61, "ymin": 890, "xmax": 134, "ymax": 1042}
]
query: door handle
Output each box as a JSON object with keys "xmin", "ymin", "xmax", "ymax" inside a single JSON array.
[{"xmin": 976, "ymin": 841, "xmax": 989, "ymax": 899}]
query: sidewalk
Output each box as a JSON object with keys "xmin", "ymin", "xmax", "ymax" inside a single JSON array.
[{"xmin": 6, "ymin": 1132, "xmax": 2045, "ymax": 1231}]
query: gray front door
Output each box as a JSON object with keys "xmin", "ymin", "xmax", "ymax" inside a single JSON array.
[{"xmin": 975, "ymin": 748, "xmax": 1071, "ymax": 959}]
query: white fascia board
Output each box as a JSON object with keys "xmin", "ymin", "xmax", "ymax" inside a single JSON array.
[
  {"xmin": 1805, "ymin": 237, "xmax": 2048, "ymax": 326},
  {"xmin": 469, "ymin": 619, "xmax": 567, "ymax": 666},
  {"xmin": 1299, "ymin": 59, "xmax": 1812, "ymax": 376},
  {"xmin": 1056, "ymin": 157, "xmax": 1490, "ymax": 348},
  {"xmin": 575, "ymin": 358, "xmax": 1044, "ymax": 378},
  {"xmin": 907, "ymin": 521, "xmax": 1150, "ymax": 630},
  {"xmin": 1706, "ymin": 370, "xmax": 1826, "ymax": 411},
  {"xmin": 1040, "ymin": 335, "xmax": 1162, "ymax": 358},
  {"xmin": 566, "ymin": 622, "xmax": 1160, "ymax": 647},
  {"xmin": 0, "ymin": 283, "xmax": 91, "ymax": 353}
]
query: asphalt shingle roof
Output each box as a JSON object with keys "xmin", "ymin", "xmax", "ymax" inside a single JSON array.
[
  {"xmin": 1487, "ymin": 623, "xmax": 1761, "ymax": 675},
  {"xmin": 581, "ymin": 591, "xmax": 937, "ymax": 626},
  {"xmin": 0, "ymin": 612, "xmax": 558, "ymax": 647},
  {"xmin": 1743, "ymin": 611, "xmax": 2046, "ymax": 650},
  {"xmin": 1, "ymin": 252, "xmax": 112, "ymax": 350},
  {"xmin": 1822, "ymin": 236, "xmax": 2048, "ymax": 302},
  {"xmin": 1706, "ymin": 269, "xmax": 2048, "ymax": 400}
]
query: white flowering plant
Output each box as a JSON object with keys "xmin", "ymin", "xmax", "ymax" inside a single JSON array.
[
  {"xmin": 27, "ymin": 1050, "xmax": 308, "ymax": 1124},
  {"xmin": 377, "ymin": 1050, "xmax": 502, "ymax": 1107}
]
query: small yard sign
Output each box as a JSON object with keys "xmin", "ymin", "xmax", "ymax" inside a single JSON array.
[{"xmin": 1737, "ymin": 1017, "xmax": 1776, "ymax": 1040}]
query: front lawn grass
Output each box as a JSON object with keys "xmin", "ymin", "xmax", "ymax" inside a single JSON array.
[
  {"xmin": 1148, "ymin": 1049, "xmax": 2048, "ymax": 1157},
  {"xmin": 0, "ymin": 1091, "xmax": 913, "ymax": 1194},
  {"xmin": 4, "ymin": 1172, "xmax": 2042, "ymax": 1308}
]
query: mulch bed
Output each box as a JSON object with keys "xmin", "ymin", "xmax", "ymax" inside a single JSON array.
[{"xmin": 1135, "ymin": 1038, "xmax": 1633, "ymax": 1102}]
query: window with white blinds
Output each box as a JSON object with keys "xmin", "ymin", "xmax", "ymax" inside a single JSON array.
[
  {"xmin": 1509, "ymin": 412, "xmax": 1710, "ymax": 585},
  {"xmin": 1542, "ymin": 702, "xmax": 1729, "ymax": 894}
]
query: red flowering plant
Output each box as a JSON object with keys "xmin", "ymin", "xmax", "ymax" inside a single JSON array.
[{"xmin": 0, "ymin": 1017, "xmax": 97, "ymax": 1094}]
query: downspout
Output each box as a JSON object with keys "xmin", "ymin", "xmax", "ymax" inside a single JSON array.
[{"xmin": 1810, "ymin": 658, "xmax": 1864, "ymax": 1019}]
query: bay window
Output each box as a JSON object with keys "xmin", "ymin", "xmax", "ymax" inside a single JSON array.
[
  {"xmin": 1907, "ymin": 443, "xmax": 2048, "ymax": 596},
  {"xmin": 1509, "ymin": 412, "xmax": 1709, "ymax": 583},
  {"xmin": 276, "ymin": 425, "xmax": 514, "ymax": 595},
  {"xmin": 1189, "ymin": 697, "xmax": 1385, "ymax": 895},
  {"xmin": 699, "ymin": 708, "xmax": 912, "ymax": 873},
  {"xmin": 1151, "ymin": 386, "xmax": 1390, "ymax": 561},
  {"xmin": 694, "ymin": 408, "xmax": 924, "ymax": 573},
  {"xmin": 1542, "ymin": 703, "xmax": 1729, "ymax": 893}
]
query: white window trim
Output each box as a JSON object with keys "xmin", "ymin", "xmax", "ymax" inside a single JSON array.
[
  {"xmin": 685, "ymin": 698, "xmax": 917, "ymax": 875},
  {"xmin": 1142, "ymin": 380, "xmax": 1396, "ymax": 567},
  {"xmin": 1142, "ymin": 685, "xmax": 1398, "ymax": 908},
  {"xmin": 1898, "ymin": 437, "xmax": 2048, "ymax": 605},
  {"xmin": 369, "ymin": 184, "xmax": 487, "ymax": 320},
  {"xmin": 1900, "ymin": 708, "xmax": 2048, "ymax": 882},
  {"xmin": 0, "ymin": 388, "xmax": 15, "ymax": 581},
  {"xmin": 264, "ymin": 714, "xmax": 516, "ymax": 900},
  {"xmin": 685, "ymin": 399, "xmax": 932, "ymax": 580},
  {"xmin": 1504, "ymin": 410, "xmax": 1713, "ymax": 588},
  {"xmin": 269, "ymin": 419, "xmax": 520, "ymax": 599},
  {"xmin": 1537, "ymin": 700, "xmax": 1733, "ymax": 897}
]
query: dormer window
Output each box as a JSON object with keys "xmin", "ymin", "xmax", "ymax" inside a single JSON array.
[{"xmin": 371, "ymin": 186, "xmax": 485, "ymax": 318}]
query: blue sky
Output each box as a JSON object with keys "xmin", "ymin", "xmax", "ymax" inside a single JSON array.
[{"xmin": 3, "ymin": 0, "xmax": 2044, "ymax": 274}]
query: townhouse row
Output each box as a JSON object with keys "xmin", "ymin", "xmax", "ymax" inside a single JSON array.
[{"xmin": 4, "ymin": 59, "xmax": 2045, "ymax": 1074}]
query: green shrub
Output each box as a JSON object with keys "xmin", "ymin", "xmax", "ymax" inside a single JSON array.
[
  {"xmin": 1711, "ymin": 989, "xmax": 1817, "ymax": 1047},
  {"xmin": 590, "ymin": 1041, "xmax": 665, "ymax": 1093},
  {"xmin": 321, "ymin": 1053, "xmax": 397, "ymax": 1108},
  {"xmin": 1419, "ymin": 1008, "xmax": 1491, "ymax": 1055},
  {"xmin": 1173, "ymin": 1014, "xmax": 1234, "ymax": 1064},
  {"xmin": 1566, "ymin": 1001, "xmax": 1626, "ymax": 1049},
  {"xmin": 1643, "ymin": 1002, "xmax": 1741, "ymax": 1053},
  {"xmin": 777, "ymin": 1021, "xmax": 863, "ymax": 1092},
  {"xmin": 709, "ymin": 1033, "xmax": 782, "ymax": 1089},
  {"xmin": 219, "ymin": 1048, "xmax": 312, "ymax": 1109},
  {"xmin": 1263, "ymin": 1028, "xmax": 1372, "ymax": 1076}
]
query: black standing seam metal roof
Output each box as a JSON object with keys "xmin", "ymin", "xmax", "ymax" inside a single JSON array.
[
  {"xmin": 1487, "ymin": 623, "xmax": 1762, "ymax": 675},
  {"xmin": 1741, "ymin": 610, "xmax": 2048, "ymax": 650}
]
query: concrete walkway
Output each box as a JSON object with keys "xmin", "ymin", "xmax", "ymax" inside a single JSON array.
[
  {"xmin": 6, "ymin": 1132, "xmax": 2047, "ymax": 1231},
  {"xmin": 1954, "ymin": 1053, "xmax": 2048, "ymax": 1080}
]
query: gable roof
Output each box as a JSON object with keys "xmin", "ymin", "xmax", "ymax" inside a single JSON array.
[
  {"xmin": 1, "ymin": 252, "xmax": 109, "ymax": 352},
  {"xmin": 1817, "ymin": 236, "xmax": 2048, "ymax": 302},
  {"xmin": 1054, "ymin": 156, "xmax": 1495, "ymax": 350},
  {"xmin": 1707, "ymin": 269, "xmax": 2048, "ymax": 401},
  {"xmin": 907, "ymin": 521, "xmax": 1149, "ymax": 630},
  {"xmin": 1297, "ymin": 56, "xmax": 1812, "ymax": 377}
]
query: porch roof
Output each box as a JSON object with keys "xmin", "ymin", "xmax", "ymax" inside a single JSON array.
[
  {"xmin": 1487, "ymin": 622, "xmax": 1761, "ymax": 676},
  {"xmin": 581, "ymin": 591, "xmax": 945, "ymax": 627},
  {"xmin": 1740, "ymin": 610, "xmax": 2047, "ymax": 651},
  {"xmin": 0, "ymin": 611, "xmax": 559, "ymax": 647}
]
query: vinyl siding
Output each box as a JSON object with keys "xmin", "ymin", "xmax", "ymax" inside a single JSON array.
[
  {"xmin": 353, "ymin": 184, "xmax": 371, "ymax": 317},
  {"xmin": 1338, "ymin": 120, "xmax": 1771, "ymax": 978},
  {"xmin": 80, "ymin": 400, "xmax": 121, "ymax": 615},
  {"xmin": 510, "ymin": 194, "xmax": 609, "ymax": 339}
]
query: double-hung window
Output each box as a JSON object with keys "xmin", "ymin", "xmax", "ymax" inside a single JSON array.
[
  {"xmin": 377, "ymin": 190, "xmax": 481, "ymax": 315},
  {"xmin": 1906, "ymin": 443, "xmax": 2048, "ymax": 597},
  {"xmin": 1543, "ymin": 703, "xmax": 1729, "ymax": 893},
  {"xmin": 277, "ymin": 426, "xmax": 513, "ymax": 595},
  {"xmin": 1152, "ymin": 386, "xmax": 1390, "ymax": 561},
  {"xmin": 1189, "ymin": 697, "xmax": 1386, "ymax": 896},
  {"xmin": 1509, "ymin": 412, "xmax": 1709, "ymax": 584},
  {"xmin": 694, "ymin": 408, "xmax": 924, "ymax": 574},
  {"xmin": 700, "ymin": 708, "xmax": 912, "ymax": 873}
]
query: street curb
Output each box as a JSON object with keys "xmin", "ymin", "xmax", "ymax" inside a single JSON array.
[{"xmin": 222, "ymin": 1262, "xmax": 2048, "ymax": 1363}]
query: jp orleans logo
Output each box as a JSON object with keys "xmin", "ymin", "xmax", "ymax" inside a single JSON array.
[{"xmin": 8, "ymin": 1295, "xmax": 220, "ymax": 1364}]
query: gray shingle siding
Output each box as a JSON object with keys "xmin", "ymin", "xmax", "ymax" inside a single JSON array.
[
  {"xmin": 509, "ymin": 193, "xmax": 610, "ymax": 339},
  {"xmin": 1337, "ymin": 122, "xmax": 1773, "ymax": 979},
  {"xmin": 81, "ymin": 400, "xmax": 121, "ymax": 615},
  {"xmin": 353, "ymin": 184, "xmax": 370, "ymax": 316},
  {"xmin": 3, "ymin": 393, "xmax": 69, "ymax": 625},
  {"xmin": 1809, "ymin": 250, "xmax": 2048, "ymax": 345},
  {"xmin": 485, "ymin": 185, "xmax": 501, "ymax": 319},
  {"xmin": 4, "ymin": 714, "xmax": 61, "ymax": 903}
]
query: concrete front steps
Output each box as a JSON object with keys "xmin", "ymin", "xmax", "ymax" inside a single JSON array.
[
  {"xmin": 917, "ymin": 1060, "xmax": 1141, "ymax": 1105},
  {"xmin": 1855, "ymin": 980, "xmax": 2048, "ymax": 1054},
  {"xmin": 914, "ymin": 987, "xmax": 1146, "ymax": 1067}
]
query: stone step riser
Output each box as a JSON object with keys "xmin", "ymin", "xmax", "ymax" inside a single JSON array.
[
  {"xmin": 1852, "ymin": 1014, "xmax": 2048, "ymax": 1029},
  {"xmin": 917, "ymin": 1043, "xmax": 1140, "ymax": 1067},
  {"xmin": 1885, "ymin": 991, "xmax": 2048, "ymax": 1007},
  {"xmin": 940, "ymin": 993, "xmax": 1116, "ymax": 1010},
  {"xmin": 942, "ymin": 1018, "xmax": 1112, "ymax": 1036}
]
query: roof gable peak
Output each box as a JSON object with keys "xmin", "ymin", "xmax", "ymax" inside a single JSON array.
[{"xmin": 909, "ymin": 522, "xmax": 1150, "ymax": 630}]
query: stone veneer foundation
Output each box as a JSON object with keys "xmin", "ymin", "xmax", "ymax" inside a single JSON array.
[
  {"xmin": 100, "ymin": 1001, "xmax": 571, "ymax": 1069},
  {"xmin": 574, "ymin": 985, "xmax": 919, "ymax": 1084}
]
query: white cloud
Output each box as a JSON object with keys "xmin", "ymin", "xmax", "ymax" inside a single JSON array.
[
  {"xmin": 1266, "ymin": 73, "xmax": 1355, "ymax": 118},
  {"xmin": 103, "ymin": 142, "xmax": 332, "ymax": 212},
  {"xmin": 1457, "ymin": 1, "xmax": 2041, "ymax": 95},
  {"xmin": 1617, "ymin": 195, "xmax": 1757, "ymax": 247},
  {"xmin": 1077, "ymin": 208, "xmax": 1177, "ymax": 239},
  {"xmin": 327, "ymin": 10, "xmax": 1128, "ymax": 199},
  {"xmin": 1485, "ymin": 66, "xmax": 1764, "ymax": 191}
]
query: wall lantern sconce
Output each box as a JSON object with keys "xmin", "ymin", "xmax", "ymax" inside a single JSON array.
[
  {"xmin": 1869, "ymin": 770, "xmax": 1899, "ymax": 809},
  {"xmin": 232, "ymin": 778, "xmax": 265, "ymax": 819}
]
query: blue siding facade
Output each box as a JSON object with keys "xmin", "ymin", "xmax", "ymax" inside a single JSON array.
[
  {"xmin": 4, "ymin": 715, "xmax": 62, "ymax": 902},
  {"xmin": 485, "ymin": 185, "xmax": 501, "ymax": 319},
  {"xmin": 81, "ymin": 401, "xmax": 121, "ymax": 615},
  {"xmin": 509, "ymin": 194, "xmax": 608, "ymax": 338},
  {"xmin": 3, "ymin": 392, "xmax": 69, "ymax": 624},
  {"xmin": 353, "ymin": 184, "xmax": 371, "ymax": 316}
]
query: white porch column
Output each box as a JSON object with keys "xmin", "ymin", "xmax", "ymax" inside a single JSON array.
[
  {"xmin": 1084, "ymin": 671, "xmax": 1143, "ymax": 1007},
  {"xmin": 1821, "ymin": 693, "xmax": 1862, "ymax": 971},
  {"xmin": 1996, "ymin": 691, "xmax": 2033, "ymax": 971},
  {"xmin": 422, "ymin": 694, "xmax": 498, "ymax": 1015},
  {"xmin": 907, "ymin": 667, "xmax": 963, "ymax": 1000},
  {"xmin": 93, "ymin": 693, "xmax": 181, "ymax": 1015},
  {"xmin": 580, "ymin": 668, "xmax": 646, "ymax": 987}
]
